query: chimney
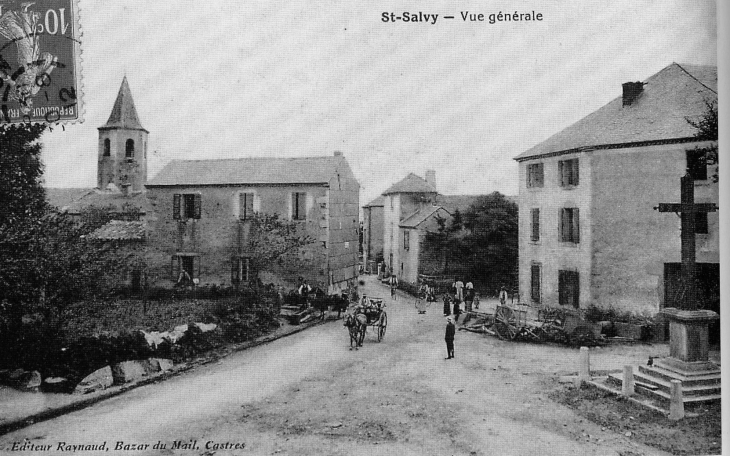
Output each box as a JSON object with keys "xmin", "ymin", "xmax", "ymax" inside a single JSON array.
[
  {"xmin": 622, "ymin": 81, "xmax": 644, "ymax": 106},
  {"xmin": 333, "ymin": 151, "xmax": 343, "ymax": 157},
  {"xmin": 425, "ymin": 169, "xmax": 436, "ymax": 190}
]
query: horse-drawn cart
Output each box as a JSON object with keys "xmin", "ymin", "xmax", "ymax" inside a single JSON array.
[{"xmin": 359, "ymin": 295, "xmax": 387, "ymax": 341}]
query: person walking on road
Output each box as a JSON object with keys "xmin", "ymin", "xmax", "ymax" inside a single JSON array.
[
  {"xmin": 389, "ymin": 274, "xmax": 399, "ymax": 300},
  {"xmin": 463, "ymin": 286, "xmax": 474, "ymax": 323},
  {"xmin": 499, "ymin": 285, "xmax": 508, "ymax": 306},
  {"xmin": 443, "ymin": 293, "xmax": 451, "ymax": 316},
  {"xmin": 445, "ymin": 316, "xmax": 455, "ymax": 359},
  {"xmin": 454, "ymin": 278, "xmax": 464, "ymax": 303}
]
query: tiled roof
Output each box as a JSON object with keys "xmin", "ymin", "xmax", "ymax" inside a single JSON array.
[
  {"xmin": 399, "ymin": 205, "xmax": 449, "ymax": 228},
  {"xmin": 45, "ymin": 188, "xmax": 94, "ymax": 210},
  {"xmin": 62, "ymin": 189, "xmax": 150, "ymax": 215},
  {"xmin": 99, "ymin": 76, "xmax": 147, "ymax": 132},
  {"xmin": 147, "ymin": 156, "xmax": 348, "ymax": 186},
  {"xmin": 382, "ymin": 173, "xmax": 437, "ymax": 195},
  {"xmin": 363, "ymin": 195, "xmax": 385, "ymax": 207},
  {"xmin": 87, "ymin": 220, "xmax": 146, "ymax": 241},
  {"xmin": 515, "ymin": 63, "xmax": 717, "ymax": 161}
]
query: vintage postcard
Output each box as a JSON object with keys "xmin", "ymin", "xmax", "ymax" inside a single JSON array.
[{"xmin": 0, "ymin": 1, "xmax": 724, "ymax": 455}]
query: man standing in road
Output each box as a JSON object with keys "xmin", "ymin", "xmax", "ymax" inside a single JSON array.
[
  {"xmin": 389, "ymin": 274, "xmax": 399, "ymax": 300},
  {"xmin": 445, "ymin": 316, "xmax": 455, "ymax": 359}
]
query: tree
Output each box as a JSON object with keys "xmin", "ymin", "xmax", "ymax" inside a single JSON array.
[
  {"xmin": 240, "ymin": 213, "xmax": 315, "ymax": 284},
  {"xmin": 0, "ymin": 124, "xmax": 47, "ymax": 229},
  {"xmin": 686, "ymin": 99, "xmax": 719, "ymax": 182},
  {"xmin": 421, "ymin": 193, "xmax": 518, "ymax": 290},
  {"xmin": 462, "ymin": 192, "xmax": 519, "ymax": 291},
  {"xmin": 0, "ymin": 211, "xmax": 134, "ymax": 329}
]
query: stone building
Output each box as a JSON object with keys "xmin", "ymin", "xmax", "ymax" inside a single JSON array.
[
  {"xmin": 514, "ymin": 63, "xmax": 718, "ymax": 314},
  {"xmin": 362, "ymin": 196, "xmax": 384, "ymax": 269},
  {"xmin": 48, "ymin": 78, "xmax": 360, "ymax": 293},
  {"xmin": 382, "ymin": 172, "xmax": 438, "ymax": 278},
  {"xmin": 145, "ymin": 154, "xmax": 360, "ymax": 292}
]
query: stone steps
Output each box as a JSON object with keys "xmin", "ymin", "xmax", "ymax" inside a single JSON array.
[
  {"xmin": 638, "ymin": 364, "xmax": 721, "ymax": 387},
  {"xmin": 607, "ymin": 363, "xmax": 721, "ymax": 404}
]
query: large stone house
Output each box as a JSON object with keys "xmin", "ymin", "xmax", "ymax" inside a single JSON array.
[
  {"xmin": 48, "ymin": 78, "xmax": 360, "ymax": 293},
  {"xmin": 514, "ymin": 63, "xmax": 718, "ymax": 314},
  {"xmin": 378, "ymin": 171, "xmax": 487, "ymax": 284},
  {"xmin": 145, "ymin": 153, "xmax": 360, "ymax": 292}
]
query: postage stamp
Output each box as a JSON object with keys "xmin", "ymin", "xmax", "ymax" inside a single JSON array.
[{"xmin": 0, "ymin": 0, "xmax": 81, "ymax": 125}]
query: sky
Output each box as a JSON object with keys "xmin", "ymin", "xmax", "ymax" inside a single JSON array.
[{"xmin": 38, "ymin": 0, "xmax": 718, "ymax": 205}]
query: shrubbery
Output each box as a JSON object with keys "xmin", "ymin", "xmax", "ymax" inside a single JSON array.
[{"xmin": 0, "ymin": 286, "xmax": 283, "ymax": 390}]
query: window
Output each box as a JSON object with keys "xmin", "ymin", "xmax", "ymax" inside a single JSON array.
[
  {"xmin": 171, "ymin": 254, "xmax": 200, "ymax": 281},
  {"xmin": 103, "ymin": 138, "xmax": 110, "ymax": 157},
  {"xmin": 239, "ymin": 192, "xmax": 254, "ymax": 220},
  {"xmin": 173, "ymin": 193, "xmax": 201, "ymax": 220},
  {"xmin": 695, "ymin": 212, "xmax": 708, "ymax": 235},
  {"xmin": 530, "ymin": 208, "xmax": 540, "ymax": 242},
  {"xmin": 530, "ymin": 263, "xmax": 541, "ymax": 303},
  {"xmin": 125, "ymin": 139, "xmax": 135, "ymax": 159},
  {"xmin": 292, "ymin": 192, "xmax": 307, "ymax": 220},
  {"xmin": 527, "ymin": 163, "xmax": 544, "ymax": 188},
  {"xmin": 559, "ymin": 208, "xmax": 580, "ymax": 243},
  {"xmin": 558, "ymin": 270, "xmax": 580, "ymax": 308},
  {"xmin": 403, "ymin": 230, "xmax": 410, "ymax": 251},
  {"xmin": 231, "ymin": 256, "xmax": 251, "ymax": 284},
  {"xmin": 559, "ymin": 158, "xmax": 579, "ymax": 187},
  {"xmin": 686, "ymin": 149, "xmax": 707, "ymax": 180}
]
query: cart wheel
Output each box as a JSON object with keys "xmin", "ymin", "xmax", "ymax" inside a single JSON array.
[
  {"xmin": 494, "ymin": 306, "xmax": 517, "ymax": 340},
  {"xmin": 378, "ymin": 314, "xmax": 387, "ymax": 341}
]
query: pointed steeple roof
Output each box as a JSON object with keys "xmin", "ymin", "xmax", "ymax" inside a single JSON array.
[{"xmin": 99, "ymin": 76, "xmax": 147, "ymax": 132}]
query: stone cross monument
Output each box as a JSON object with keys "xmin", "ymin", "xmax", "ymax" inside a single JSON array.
[{"xmin": 655, "ymin": 171, "xmax": 718, "ymax": 373}]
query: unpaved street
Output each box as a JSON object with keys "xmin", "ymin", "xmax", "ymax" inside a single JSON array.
[{"xmin": 0, "ymin": 277, "xmax": 670, "ymax": 455}]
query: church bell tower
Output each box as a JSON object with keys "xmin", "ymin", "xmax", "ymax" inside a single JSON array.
[{"xmin": 97, "ymin": 77, "xmax": 148, "ymax": 192}]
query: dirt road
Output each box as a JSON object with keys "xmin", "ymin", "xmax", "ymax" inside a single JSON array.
[{"xmin": 0, "ymin": 277, "xmax": 670, "ymax": 455}]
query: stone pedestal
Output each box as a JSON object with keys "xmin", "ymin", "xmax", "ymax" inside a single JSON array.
[{"xmin": 660, "ymin": 308, "xmax": 719, "ymax": 373}]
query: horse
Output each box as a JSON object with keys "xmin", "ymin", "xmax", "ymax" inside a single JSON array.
[{"xmin": 343, "ymin": 312, "xmax": 367, "ymax": 350}]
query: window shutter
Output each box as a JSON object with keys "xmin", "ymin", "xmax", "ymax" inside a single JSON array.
[
  {"xmin": 531, "ymin": 209, "xmax": 539, "ymax": 241},
  {"xmin": 558, "ymin": 161, "xmax": 564, "ymax": 187},
  {"xmin": 573, "ymin": 160, "xmax": 579, "ymax": 185},
  {"xmin": 572, "ymin": 272, "xmax": 580, "ymax": 308},
  {"xmin": 298, "ymin": 193, "xmax": 307, "ymax": 220},
  {"xmin": 573, "ymin": 208, "xmax": 580, "ymax": 243},
  {"xmin": 537, "ymin": 164, "xmax": 543, "ymax": 187},
  {"xmin": 173, "ymin": 194, "xmax": 181, "ymax": 220},
  {"xmin": 246, "ymin": 193, "xmax": 254, "ymax": 219},
  {"xmin": 558, "ymin": 271, "xmax": 565, "ymax": 305},
  {"xmin": 193, "ymin": 194, "xmax": 202, "ymax": 219},
  {"xmin": 558, "ymin": 208, "xmax": 565, "ymax": 241},
  {"xmin": 292, "ymin": 193, "xmax": 297, "ymax": 219},
  {"xmin": 195, "ymin": 255, "xmax": 201, "ymax": 279}
]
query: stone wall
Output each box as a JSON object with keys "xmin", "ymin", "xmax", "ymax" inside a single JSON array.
[
  {"xmin": 590, "ymin": 141, "xmax": 719, "ymax": 314},
  {"xmin": 518, "ymin": 152, "xmax": 593, "ymax": 308}
]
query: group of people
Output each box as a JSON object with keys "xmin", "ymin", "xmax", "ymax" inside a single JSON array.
[{"xmin": 442, "ymin": 278, "xmax": 478, "ymax": 321}]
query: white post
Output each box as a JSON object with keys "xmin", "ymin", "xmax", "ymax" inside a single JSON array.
[
  {"xmin": 579, "ymin": 346, "xmax": 591, "ymax": 382},
  {"xmin": 622, "ymin": 365, "xmax": 635, "ymax": 396},
  {"xmin": 669, "ymin": 379, "xmax": 685, "ymax": 420}
]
